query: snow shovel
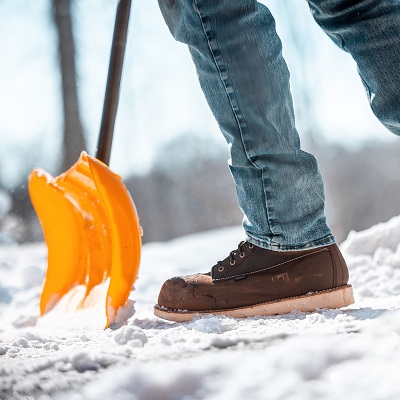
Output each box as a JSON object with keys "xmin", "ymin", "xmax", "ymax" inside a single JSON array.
[{"xmin": 28, "ymin": 0, "xmax": 141, "ymax": 329}]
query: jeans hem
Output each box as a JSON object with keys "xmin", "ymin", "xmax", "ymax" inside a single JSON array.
[{"xmin": 245, "ymin": 233, "xmax": 336, "ymax": 252}]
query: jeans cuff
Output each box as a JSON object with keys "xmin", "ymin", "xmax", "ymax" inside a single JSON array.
[{"xmin": 245, "ymin": 233, "xmax": 336, "ymax": 252}]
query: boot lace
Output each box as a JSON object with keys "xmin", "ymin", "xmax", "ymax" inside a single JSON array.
[{"xmin": 217, "ymin": 241, "xmax": 253, "ymax": 272}]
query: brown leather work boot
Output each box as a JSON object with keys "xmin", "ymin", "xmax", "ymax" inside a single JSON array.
[{"xmin": 154, "ymin": 241, "xmax": 354, "ymax": 322}]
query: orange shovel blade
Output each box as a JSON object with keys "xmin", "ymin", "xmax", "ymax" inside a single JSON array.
[{"xmin": 28, "ymin": 151, "xmax": 141, "ymax": 328}]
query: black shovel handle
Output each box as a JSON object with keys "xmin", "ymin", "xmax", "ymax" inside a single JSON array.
[{"xmin": 96, "ymin": 0, "xmax": 131, "ymax": 165}]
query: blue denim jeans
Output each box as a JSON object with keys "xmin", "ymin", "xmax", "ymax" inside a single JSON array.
[{"xmin": 157, "ymin": 0, "xmax": 400, "ymax": 251}]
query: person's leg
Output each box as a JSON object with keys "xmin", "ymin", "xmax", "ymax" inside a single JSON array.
[
  {"xmin": 308, "ymin": 0, "xmax": 400, "ymax": 136},
  {"xmin": 154, "ymin": 0, "xmax": 354, "ymax": 321},
  {"xmin": 158, "ymin": 0, "xmax": 334, "ymax": 251}
]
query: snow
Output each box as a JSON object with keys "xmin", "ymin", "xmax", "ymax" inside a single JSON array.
[{"xmin": 2, "ymin": 220, "xmax": 400, "ymax": 399}]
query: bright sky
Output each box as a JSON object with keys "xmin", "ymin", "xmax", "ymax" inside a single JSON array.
[{"xmin": 0, "ymin": 0, "xmax": 394, "ymax": 188}]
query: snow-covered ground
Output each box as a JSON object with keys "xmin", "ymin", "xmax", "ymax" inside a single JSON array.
[{"xmin": 1, "ymin": 218, "xmax": 400, "ymax": 399}]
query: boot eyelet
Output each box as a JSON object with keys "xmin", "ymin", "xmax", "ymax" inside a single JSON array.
[
  {"xmin": 248, "ymin": 243, "xmax": 254, "ymax": 249},
  {"xmin": 229, "ymin": 260, "xmax": 236, "ymax": 266},
  {"xmin": 240, "ymin": 252, "xmax": 245, "ymax": 258},
  {"xmin": 218, "ymin": 266, "xmax": 224, "ymax": 272}
]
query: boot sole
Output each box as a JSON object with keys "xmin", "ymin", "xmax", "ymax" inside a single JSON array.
[{"xmin": 154, "ymin": 284, "xmax": 354, "ymax": 322}]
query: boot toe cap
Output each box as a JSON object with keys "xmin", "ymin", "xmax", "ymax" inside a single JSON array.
[
  {"xmin": 157, "ymin": 274, "xmax": 213, "ymax": 311},
  {"xmin": 157, "ymin": 276, "xmax": 189, "ymax": 310}
]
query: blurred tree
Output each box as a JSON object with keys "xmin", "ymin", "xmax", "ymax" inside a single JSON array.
[
  {"xmin": 318, "ymin": 141, "xmax": 400, "ymax": 243},
  {"xmin": 52, "ymin": 0, "xmax": 86, "ymax": 172},
  {"xmin": 124, "ymin": 135, "xmax": 400, "ymax": 245},
  {"xmin": 124, "ymin": 134, "xmax": 243, "ymax": 243}
]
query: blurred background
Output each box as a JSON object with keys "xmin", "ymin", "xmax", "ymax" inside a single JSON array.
[{"xmin": 0, "ymin": 0, "xmax": 399, "ymax": 245}]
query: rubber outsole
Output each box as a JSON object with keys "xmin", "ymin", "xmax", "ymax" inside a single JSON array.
[{"xmin": 154, "ymin": 284, "xmax": 355, "ymax": 322}]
